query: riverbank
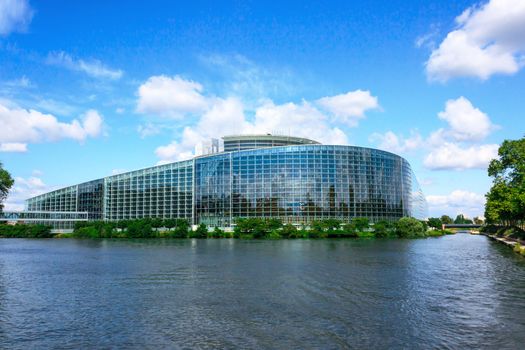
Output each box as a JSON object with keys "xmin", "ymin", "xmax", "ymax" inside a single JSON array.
[
  {"xmin": 1, "ymin": 217, "xmax": 455, "ymax": 240},
  {"xmin": 480, "ymin": 225, "xmax": 525, "ymax": 257}
]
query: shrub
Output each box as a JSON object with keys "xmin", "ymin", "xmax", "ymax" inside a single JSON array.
[
  {"xmin": 0, "ymin": 224, "xmax": 52, "ymax": 238},
  {"xmin": 373, "ymin": 220, "xmax": 392, "ymax": 238},
  {"xmin": 126, "ymin": 220, "xmax": 153, "ymax": 238},
  {"xmin": 74, "ymin": 226, "xmax": 100, "ymax": 239},
  {"xmin": 191, "ymin": 223, "xmax": 208, "ymax": 239},
  {"xmin": 395, "ymin": 217, "xmax": 426, "ymax": 238},
  {"xmin": 208, "ymin": 226, "xmax": 224, "ymax": 238},
  {"xmin": 280, "ymin": 224, "xmax": 297, "ymax": 238},
  {"xmin": 352, "ymin": 217, "xmax": 370, "ymax": 232},
  {"xmin": 266, "ymin": 230, "xmax": 281, "ymax": 240}
]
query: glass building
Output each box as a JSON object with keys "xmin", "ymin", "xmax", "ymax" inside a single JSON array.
[{"xmin": 26, "ymin": 135, "xmax": 427, "ymax": 227}]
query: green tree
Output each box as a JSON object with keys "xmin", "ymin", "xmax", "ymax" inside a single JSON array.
[
  {"xmin": 395, "ymin": 217, "xmax": 426, "ymax": 238},
  {"xmin": 485, "ymin": 137, "xmax": 525, "ymax": 229},
  {"xmin": 191, "ymin": 223, "xmax": 208, "ymax": 238},
  {"xmin": 427, "ymin": 217, "xmax": 442, "ymax": 230},
  {"xmin": 373, "ymin": 220, "xmax": 392, "ymax": 238},
  {"xmin": 0, "ymin": 162, "xmax": 14, "ymax": 212},
  {"xmin": 351, "ymin": 217, "xmax": 369, "ymax": 232},
  {"xmin": 440, "ymin": 215, "xmax": 453, "ymax": 225},
  {"xmin": 454, "ymin": 214, "xmax": 472, "ymax": 224}
]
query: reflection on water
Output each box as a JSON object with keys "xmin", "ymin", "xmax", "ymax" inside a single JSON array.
[{"xmin": 0, "ymin": 235, "xmax": 524, "ymax": 349}]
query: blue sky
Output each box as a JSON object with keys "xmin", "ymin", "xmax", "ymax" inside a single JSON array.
[{"xmin": 1, "ymin": 0, "xmax": 524, "ymax": 218}]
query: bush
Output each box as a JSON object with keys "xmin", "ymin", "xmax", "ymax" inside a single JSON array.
[
  {"xmin": 280, "ymin": 224, "xmax": 297, "ymax": 238},
  {"xmin": 373, "ymin": 220, "xmax": 393, "ymax": 238},
  {"xmin": 0, "ymin": 224, "xmax": 53, "ymax": 238},
  {"xmin": 190, "ymin": 223, "xmax": 208, "ymax": 239},
  {"xmin": 126, "ymin": 220, "xmax": 153, "ymax": 238},
  {"xmin": 395, "ymin": 217, "xmax": 426, "ymax": 238},
  {"xmin": 352, "ymin": 217, "xmax": 369, "ymax": 232},
  {"xmin": 266, "ymin": 230, "xmax": 281, "ymax": 240},
  {"xmin": 74, "ymin": 226, "xmax": 100, "ymax": 239},
  {"xmin": 208, "ymin": 226, "xmax": 224, "ymax": 238}
]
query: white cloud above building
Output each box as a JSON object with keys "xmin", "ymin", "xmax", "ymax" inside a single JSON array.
[{"xmin": 426, "ymin": 0, "xmax": 525, "ymax": 81}]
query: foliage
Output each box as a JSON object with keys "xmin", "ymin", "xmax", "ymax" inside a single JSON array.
[
  {"xmin": 373, "ymin": 220, "xmax": 394, "ymax": 238},
  {"xmin": 190, "ymin": 223, "xmax": 208, "ymax": 239},
  {"xmin": 473, "ymin": 216, "xmax": 484, "ymax": 225},
  {"xmin": 0, "ymin": 224, "xmax": 52, "ymax": 238},
  {"xmin": 126, "ymin": 220, "xmax": 153, "ymax": 238},
  {"xmin": 0, "ymin": 162, "xmax": 14, "ymax": 212},
  {"xmin": 485, "ymin": 137, "xmax": 525, "ymax": 229},
  {"xmin": 440, "ymin": 215, "xmax": 453, "ymax": 225},
  {"xmin": 454, "ymin": 214, "xmax": 473, "ymax": 224},
  {"xmin": 427, "ymin": 217, "xmax": 442, "ymax": 230},
  {"xmin": 395, "ymin": 217, "xmax": 426, "ymax": 238},
  {"xmin": 280, "ymin": 224, "xmax": 297, "ymax": 238},
  {"xmin": 351, "ymin": 217, "xmax": 369, "ymax": 231}
]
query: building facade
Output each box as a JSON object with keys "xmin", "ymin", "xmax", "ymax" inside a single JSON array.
[{"xmin": 26, "ymin": 135, "xmax": 427, "ymax": 227}]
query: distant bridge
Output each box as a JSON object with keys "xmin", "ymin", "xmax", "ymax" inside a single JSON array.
[{"xmin": 442, "ymin": 224, "xmax": 482, "ymax": 230}]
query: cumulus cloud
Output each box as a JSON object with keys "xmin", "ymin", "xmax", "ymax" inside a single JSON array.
[
  {"xmin": 46, "ymin": 51, "xmax": 123, "ymax": 80},
  {"xmin": 0, "ymin": 103, "xmax": 104, "ymax": 151},
  {"xmin": 0, "ymin": 0, "xmax": 33, "ymax": 36},
  {"xmin": 423, "ymin": 142, "xmax": 499, "ymax": 170},
  {"xmin": 316, "ymin": 90, "xmax": 380, "ymax": 127},
  {"xmin": 153, "ymin": 97, "xmax": 350, "ymax": 163},
  {"xmin": 136, "ymin": 75, "xmax": 372, "ymax": 163},
  {"xmin": 136, "ymin": 75, "xmax": 208, "ymax": 118},
  {"xmin": 426, "ymin": 190, "xmax": 485, "ymax": 218},
  {"xmin": 438, "ymin": 96, "xmax": 497, "ymax": 141},
  {"xmin": 0, "ymin": 142, "xmax": 27, "ymax": 152},
  {"xmin": 3, "ymin": 175, "xmax": 53, "ymax": 211},
  {"xmin": 368, "ymin": 130, "xmax": 423, "ymax": 153},
  {"xmin": 369, "ymin": 97, "xmax": 499, "ymax": 170},
  {"xmin": 426, "ymin": 0, "xmax": 525, "ymax": 81}
]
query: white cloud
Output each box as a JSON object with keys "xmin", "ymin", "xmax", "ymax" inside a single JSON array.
[
  {"xmin": 249, "ymin": 100, "xmax": 348, "ymax": 145},
  {"xmin": 426, "ymin": 0, "xmax": 525, "ymax": 81},
  {"xmin": 369, "ymin": 97, "xmax": 499, "ymax": 171},
  {"xmin": 0, "ymin": 0, "xmax": 33, "ymax": 36},
  {"xmin": 137, "ymin": 123, "xmax": 162, "ymax": 138},
  {"xmin": 136, "ymin": 75, "xmax": 208, "ymax": 118},
  {"xmin": 316, "ymin": 90, "xmax": 380, "ymax": 127},
  {"xmin": 0, "ymin": 103, "xmax": 104, "ymax": 149},
  {"xmin": 46, "ymin": 51, "xmax": 123, "ymax": 80},
  {"xmin": 3, "ymin": 175, "xmax": 53, "ymax": 211},
  {"xmin": 137, "ymin": 75, "xmax": 379, "ymax": 163},
  {"xmin": 423, "ymin": 142, "xmax": 498, "ymax": 170},
  {"xmin": 368, "ymin": 130, "xmax": 423, "ymax": 153},
  {"xmin": 426, "ymin": 190, "xmax": 485, "ymax": 218},
  {"xmin": 438, "ymin": 97, "xmax": 497, "ymax": 142},
  {"xmin": 0, "ymin": 142, "xmax": 27, "ymax": 152},
  {"xmin": 153, "ymin": 97, "xmax": 350, "ymax": 163}
]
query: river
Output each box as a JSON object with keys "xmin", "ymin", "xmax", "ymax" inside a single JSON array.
[{"xmin": 1, "ymin": 234, "xmax": 524, "ymax": 349}]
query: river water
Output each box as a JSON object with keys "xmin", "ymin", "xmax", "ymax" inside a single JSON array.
[{"xmin": 0, "ymin": 234, "xmax": 524, "ymax": 349}]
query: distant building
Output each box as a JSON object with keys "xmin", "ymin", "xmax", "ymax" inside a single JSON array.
[{"xmin": 26, "ymin": 134, "xmax": 428, "ymax": 228}]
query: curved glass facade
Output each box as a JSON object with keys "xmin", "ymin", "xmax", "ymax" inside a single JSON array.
[{"xmin": 26, "ymin": 142, "xmax": 427, "ymax": 227}]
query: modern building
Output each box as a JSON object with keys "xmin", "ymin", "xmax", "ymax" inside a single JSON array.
[{"xmin": 25, "ymin": 134, "xmax": 427, "ymax": 228}]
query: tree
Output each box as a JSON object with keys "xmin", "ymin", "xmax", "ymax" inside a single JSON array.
[
  {"xmin": 454, "ymin": 214, "xmax": 470, "ymax": 224},
  {"xmin": 485, "ymin": 137, "xmax": 525, "ymax": 229},
  {"xmin": 0, "ymin": 162, "xmax": 14, "ymax": 212},
  {"xmin": 191, "ymin": 223, "xmax": 208, "ymax": 239},
  {"xmin": 440, "ymin": 215, "xmax": 453, "ymax": 225},
  {"xmin": 427, "ymin": 217, "xmax": 442, "ymax": 230},
  {"xmin": 473, "ymin": 217, "xmax": 484, "ymax": 225},
  {"xmin": 395, "ymin": 217, "xmax": 426, "ymax": 238}
]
